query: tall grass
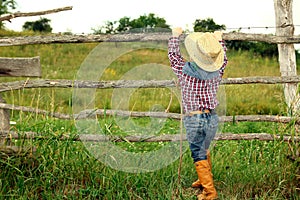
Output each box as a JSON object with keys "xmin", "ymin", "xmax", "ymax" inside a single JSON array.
[
  {"xmin": 0, "ymin": 118, "xmax": 298, "ymax": 199},
  {"xmin": 0, "ymin": 43, "xmax": 293, "ymax": 115},
  {"xmin": 0, "ymin": 40, "xmax": 299, "ymax": 199}
]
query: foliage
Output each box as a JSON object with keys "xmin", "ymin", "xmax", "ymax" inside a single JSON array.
[
  {"xmin": 115, "ymin": 16, "xmax": 131, "ymax": 33},
  {"xmin": 193, "ymin": 18, "xmax": 226, "ymax": 32},
  {"xmin": 22, "ymin": 17, "xmax": 52, "ymax": 33},
  {"xmin": 92, "ymin": 13, "xmax": 170, "ymax": 34},
  {"xmin": 226, "ymin": 32, "xmax": 279, "ymax": 57},
  {"xmin": 129, "ymin": 13, "xmax": 170, "ymax": 30},
  {"xmin": 0, "ymin": 0, "xmax": 17, "ymax": 29}
]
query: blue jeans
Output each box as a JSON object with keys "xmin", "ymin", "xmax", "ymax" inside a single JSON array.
[{"xmin": 183, "ymin": 113, "xmax": 218, "ymax": 163}]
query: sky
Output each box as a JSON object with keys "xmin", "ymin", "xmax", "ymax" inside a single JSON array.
[{"xmin": 3, "ymin": 0, "xmax": 300, "ymax": 36}]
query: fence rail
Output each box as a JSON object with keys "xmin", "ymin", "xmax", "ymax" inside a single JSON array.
[
  {"xmin": 1, "ymin": 32, "xmax": 300, "ymax": 46},
  {"xmin": 1, "ymin": 76, "xmax": 300, "ymax": 92},
  {"xmin": 0, "ymin": 56, "xmax": 41, "ymax": 77},
  {"xmin": 1, "ymin": 130, "xmax": 299, "ymax": 142},
  {"xmin": 1, "ymin": 102, "xmax": 300, "ymax": 124}
]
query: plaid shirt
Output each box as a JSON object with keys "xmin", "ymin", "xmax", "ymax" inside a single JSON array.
[{"xmin": 168, "ymin": 37, "xmax": 228, "ymax": 113}]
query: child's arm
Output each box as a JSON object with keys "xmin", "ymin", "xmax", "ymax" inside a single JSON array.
[{"xmin": 168, "ymin": 27, "xmax": 185, "ymax": 75}]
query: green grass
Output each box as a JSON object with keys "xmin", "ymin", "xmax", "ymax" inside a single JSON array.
[
  {"xmin": 0, "ymin": 39, "xmax": 299, "ymax": 199},
  {"xmin": 0, "ymin": 42, "xmax": 295, "ymax": 115},
  {"xmin": 0, "ymin": 117, "xmax": 299, "ymax": 199}
]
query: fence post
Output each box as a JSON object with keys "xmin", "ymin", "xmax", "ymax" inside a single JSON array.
[
  {"xmin": 274, "ymin": 0, "xmax": 299, "ymax": 114},
  {"xmin": 0, "ymin": 95, "xmax": 10, "ymax": 131},
  {"xmin": 0, "ymin": 56, "xmax": 41, "ymax": 147}
]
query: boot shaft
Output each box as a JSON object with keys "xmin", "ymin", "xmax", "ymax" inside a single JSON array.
[{"xmin": 194, "ymin": 160, "xmax": 217, "ymax": 199}]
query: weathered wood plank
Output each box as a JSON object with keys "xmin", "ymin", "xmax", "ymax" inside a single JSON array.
[
  {"xmin": 274, "ymin": 0, "xmax": 299, "ymax": 112},
  {"xmin": 0, "ymin": 32, "xmax": 299, "ymax": 46},
  {"xmin": 0, "ymin": 131, "xmax": 299, "ymax": 142},
  {"xmin": 0, "ymin": 76, "xmax": 300, "ymax": 92},
  {"xmin": 78, "ymin": 133, "xmax": 300, "ymax": 142},
  {"xmin": 0, "ymin": 103, "xmax": 299, "ymax": 125},
  {"xmin": 0, "ymin": 56, "xmax": 41, "ymax": 77},
  {"xmin": 0, "ymin": 6, "xmax": 73, "ymax": 22},
  {"xmin": 0, "ymin": 96, "xmax": 9, "ymax": 131}
]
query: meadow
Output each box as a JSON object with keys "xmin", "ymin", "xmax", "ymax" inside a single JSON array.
[{"xmin": 0, "ymin": 35, "xmax": 299, "ymax": 199}]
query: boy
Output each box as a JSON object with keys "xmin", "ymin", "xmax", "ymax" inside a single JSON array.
[{"xmin": 168, "ymin": 27, "xmax": 228, "ymax": 200}]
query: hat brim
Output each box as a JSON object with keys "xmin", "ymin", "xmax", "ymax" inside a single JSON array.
[{"xmin": 184, "ymin": 33, "xmax": 224, "ymax": 72}]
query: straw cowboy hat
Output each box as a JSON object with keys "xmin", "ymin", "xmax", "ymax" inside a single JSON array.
[{"xmin": 184, "ymin": 32, "xmax": 224, "ymax": 72}]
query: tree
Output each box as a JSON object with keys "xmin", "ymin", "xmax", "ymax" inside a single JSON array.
[
  {"xmin": 0, "ymin": 0, "xmax": 17, "ymax": 29},
  {"xmin": 193, "ymin": 18, "xmax": 226, "ymax": 32},
  {"xmin": 23, "ymin": 17, "xmax": 52, "ymax": 32},
  {"xmin": 116, "ymin": 17, "xmax": 131, "ymax": 33},
  {"xmin": 130, "ymin": 13, "xmax": 170, "ymax": 30},
  {"xmin": 224, "ymin": 30, "xmax": 278, "ymax": 57},
  {"xmin": 93, "ymin": 13, "xmax": 170, "ymax": 34}
]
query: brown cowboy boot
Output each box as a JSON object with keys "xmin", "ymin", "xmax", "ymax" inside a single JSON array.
[
  {"xmin": 192, "ymin": 150, "xmax": 212, "ymax": 188},
  {"xmin": 195, "ymin": 160, "xmax": 217, "ymax": 200}
]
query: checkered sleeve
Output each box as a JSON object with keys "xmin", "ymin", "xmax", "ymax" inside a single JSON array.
[
  {"xmin": 219, "ymin": 40, "xmax": 228, "ymax": 76},
  {"xmin": 168, "ymin": 37, "xmax": 185, "ymax": 76}
]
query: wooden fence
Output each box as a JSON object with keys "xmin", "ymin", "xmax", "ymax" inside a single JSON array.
[
  {"xmin": 0, "ymin": 32, "xmax": 300, "ymax": 143},
  {"xmin": 0, "ymin": 1, "xmax": 300, "ymax": 147}
]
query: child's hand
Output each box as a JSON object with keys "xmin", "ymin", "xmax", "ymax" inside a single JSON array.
[
  {"xmin": 213, "ymin": 31, "xmax": 223, "ymax": 41},
  {"xmin": 172, "ymin": 27, "xmax": 183, "ymax": 37}
]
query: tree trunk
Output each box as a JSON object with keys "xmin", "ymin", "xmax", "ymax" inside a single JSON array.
[{"xmin": 274, "ymin": 0, "xmax": 299, "ymax": 114}]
